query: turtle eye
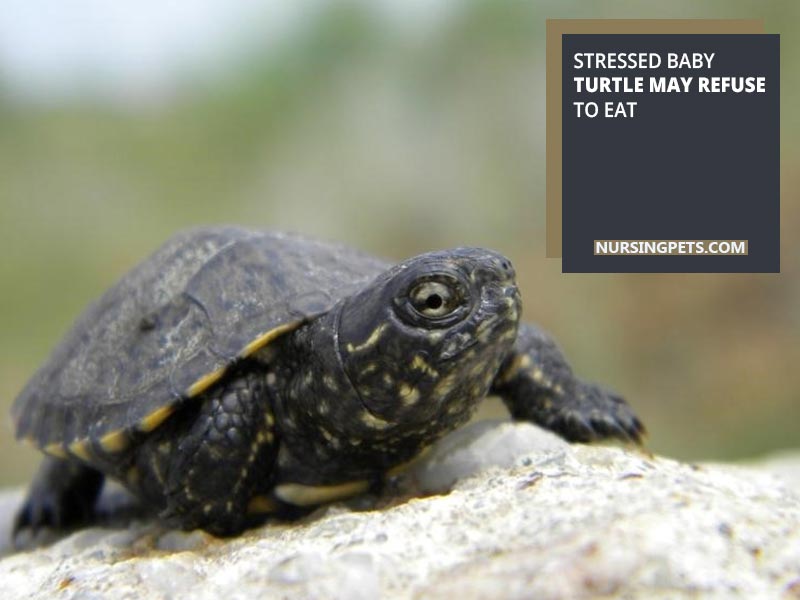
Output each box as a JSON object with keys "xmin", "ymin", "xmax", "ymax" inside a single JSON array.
[{"xmin": 408, "ymin": 278, "xmax": 463, "ymax": 319}]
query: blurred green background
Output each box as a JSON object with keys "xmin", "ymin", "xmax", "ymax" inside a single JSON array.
[{"xmin": 1, "ymin": 0, "xmax": 797, "ymax": 487}]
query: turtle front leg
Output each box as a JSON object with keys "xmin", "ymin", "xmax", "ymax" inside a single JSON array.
[
  {"xmin": 14, "ymin": 457, "xmax": 104, "ymax": 539},
  {"xmin": 143, "ymin": 369, "xmax": 279, "ymax": 536},
  {"xmin": 491, "ymin": 323, "xmax": 645, "ymax": 444}
]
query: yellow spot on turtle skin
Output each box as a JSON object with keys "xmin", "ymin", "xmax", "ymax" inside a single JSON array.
[
  {"xmin": 495, "ymin": 354, "xmax": 533, "ymax": 385},
  {"xmin": 360, "ymin": 411, "xmax": 391, "ymax": 430},
  {"xmin": 500, "ymin": 328, "xmax": 518, "ymax": 343},
  {"xmin": 203, "ymin": 504, "xmax": 213, "ymax": 515},
  {"xmin": 399, "ymin": 384, "xmax": 420, "ymax": 406},
  {"xmin": 99, "ymin": 429, "xmax": 129, "ymax": 453},
  {"xmin": 411, "ymin": 355, "xmax": 438, "ymax": 377},
  {"xmin": 138, "ymin": 405, "xmax": 176, "ymax": 433},
  {"xmin": 346, "ymin": 324, "xmax": 387, "ymax": 354},
  {"xmin": 186, "ymin": 367, "xmax": 227, "ymax": 398},
  {"xmin": 475, "ymin": 315, "xmax": 500, "ymax": 342},
  {"xmin": 247, "ymin": 495, "xmax": 279, "ymax": 514},
  {"xmin": 43, "ymin": 442, "xmax": 67, "ymax": 459},
  {"xmin": 150, "ymin": 455, "xmax": 165, "ymax": 485},
  {"xmin": 239, "ymin": 322, "xmax": 303, "ymax": 358},
  {"xmin": 266, "ymin": 372, "xmax": 277, "ymax": 386},
  {"xmin": 360, "ymin": 363, "xmax": 378, "ymax": 377},
  {"xmin": 274, "ymin": 481, "xmax": 369, "ymax": 507},
  {"xmin": 434, "ymin": 373, "xmax": 458, "ymax": 398},
  {"xmin": 469, "ymin": 363, "xmax": 487, "ymax": 380},
  {"xmin": 68, "ymin": 439, "xmax": 92, "ymax": 461},
  {"xmin": 127, "ymin": 466, "xmax": 140, "ymax": 486}
]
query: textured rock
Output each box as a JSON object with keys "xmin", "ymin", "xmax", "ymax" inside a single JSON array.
[
  {"xmin": 743, "ymin": 451, "xmax": 800, "ymax": 495},
  {"xmin": 1, "ymin": 421, "xmax": 799, "ymax": 599}
]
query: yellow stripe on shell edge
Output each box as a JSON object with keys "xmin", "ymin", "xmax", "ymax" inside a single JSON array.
[
  {"xmin": 68, "ymin": 439, "xmax": 92, "ymax": 461},
  {"xmin": 43, "ymin": 442, "xmax": 67, "ymax": 459},
  {"xmin": 183, "ymin": 322, "xmax": 303, "ymax": 402},
  {"xmin": 137, "ymin": 405, "xmax": 177, "ymax": 433},
  {"xmin": 185, "ymin": 366, "xmax": 228, "ymax": 398},
  {"xmin": 239, "ymin": 321, "xmax": 304, "ymax": 358},
  {"xmin": 99, "ymin": 429, "xmax": 129, "ymax": 453}
]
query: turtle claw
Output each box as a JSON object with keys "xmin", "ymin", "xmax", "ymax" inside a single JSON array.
[
  {"xmin": 12, "ymin": 492, "xmax": 70, "ymax": 550},
  {"xmin": 548, "ymin": 383, "xmax": 646, "ymax": 445},
  {"xmin": 11, "ymin": 458, "xmax": 103, "ymax": 548},
  {"xmin": 492, "ymin": 323, "xmax": 647, "ymax": 447},
  {"xmin": 14, "ymin": 484, "xmax": 96, "ymax": 538}
]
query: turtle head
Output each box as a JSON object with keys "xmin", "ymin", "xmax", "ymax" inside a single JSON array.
[{"xmin": 337, "ymin": 248, "xmax": 521, "ymax": 430}]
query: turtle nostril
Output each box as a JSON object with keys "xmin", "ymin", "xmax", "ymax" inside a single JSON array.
[{"xmin": 499, "ymin": 259, "xmax": 515, "ymax": 280}]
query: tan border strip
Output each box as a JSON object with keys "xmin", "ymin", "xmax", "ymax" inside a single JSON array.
[{"xmin": 545, "ymin": 19, "xmax": 764, "ymax": 258}]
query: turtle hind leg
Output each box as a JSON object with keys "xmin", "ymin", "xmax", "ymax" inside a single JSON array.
[
  {"xmin": 13, "ymin": 457, "xmax": 104, "ymax": 541},
  {"xmin": 491, "ymin": 323, "xmax": 646, "ymax": 444}
]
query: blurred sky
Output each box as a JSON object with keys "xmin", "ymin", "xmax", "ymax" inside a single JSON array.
[
  {"xmin": 0, "ymin": 0, "xmax": 460, "ymax": 105},
  {"xmin": 0, "ymin": 0, "xmax": 317, "ymax": 104}
]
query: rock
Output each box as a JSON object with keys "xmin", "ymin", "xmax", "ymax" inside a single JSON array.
[
  {"xmin": 408, "ymin": 420, "xmax": 569, "ymax": 494},
  {"xmin": 1, "ymin": 421, "xmax": 799, "ymax": 599},
  {"xmin": 741, "ymin": 450, "xmax": 800, "ymax": 495}
]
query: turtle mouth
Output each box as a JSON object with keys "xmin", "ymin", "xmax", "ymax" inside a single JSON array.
[
  {"xmin": 440, "ymin": 282, "xmax": 519, "ymax": 363},
  {"xmin": 503, "ymin": 284, "xmax": 522, "ymax": 322},
  {"xmin": 473, "ymin": 282, "xmax": 521, "ymax": 336}
]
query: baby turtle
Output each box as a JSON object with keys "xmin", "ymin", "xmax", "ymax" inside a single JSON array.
[{"xmin": 12, "ymin": 227, "xmax": 644, "ymax": 537}]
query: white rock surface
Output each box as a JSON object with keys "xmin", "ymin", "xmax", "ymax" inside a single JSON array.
[{"xmin": 1, "ymin": 421, "xmax": 799, "ymax": 599}]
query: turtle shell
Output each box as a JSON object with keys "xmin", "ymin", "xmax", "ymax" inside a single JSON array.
[{"xmin": 12, "ymin": 227, "xmax": 388, "ymax": 457}]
